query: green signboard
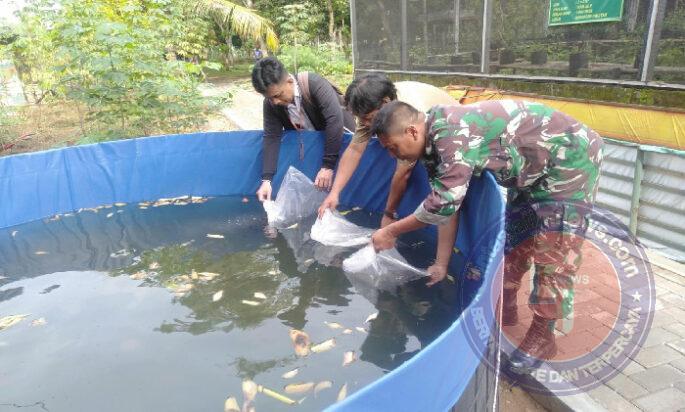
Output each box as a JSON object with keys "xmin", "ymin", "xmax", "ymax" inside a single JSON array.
[{"xmin": 549, "ymin": 0, "xmax": 624, "ymax": 26}]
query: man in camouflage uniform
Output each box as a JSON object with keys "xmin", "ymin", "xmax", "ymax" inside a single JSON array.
[{"xmin": 370, "ymin": 99, "xmax": 603, "ymax": 372}]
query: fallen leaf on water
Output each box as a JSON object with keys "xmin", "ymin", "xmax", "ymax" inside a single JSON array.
[
  {"xmin": 129, "ymin": 271, "xmax": 147, "ymax": 280},
  {"xmin": 352, "ymin": 206, "xmax": 362, "ymax": 211},
  {"xmin": 114, "ymin": 202, "xmax": 126, "ymax": 207},
  {"xmin": 286, "ymin": 223, "xmax": 299, "ymax": 229},
  {"xmin": 337, "ymin": 383, "xmax": 348, "ymax": 402},
  {"xmin": 258, "ymin": 385, "xmax": 296, "ymax": 405},
  {"xmin": 342, "ymin": 329, "xmax": 352, "ymax": 335},
  {"xmin": 174, "ymin": 284, "xmax": 193, "ymax": 293},
  {"xmin": 31, "ymin": 318, "xmax": 47, "ymax": 327},
  {"xmin": 241, "ymin": 300, "xmax": 260, "ymax": 306},
  {"xmin": 446, "ymin": 274, "xmax": 455, "ymax": 283},
  {"xmin": 304, "ymin": 258, "xmax": 314, "ymax": 265},
  {"xmin": 281, "ymin": 368, "xmax": 299, "ymax": 379},
  {"xmin": 342, "ymin": 351, "xmax": 356, "ymax": 367},
  {"xmin": 117, "ymin": 210, "xmax": 124, "ymax": 214},
  {"xmin": 11, "ymin": 230, "xmax": 18, "ymax": 237},
  {"xmin": 213, "ymin": 290, "xmax": 224, "ymax": 302},
  {"xmin": 324, "ymin": 321, "xmax": 343, "ymax": 329},
  {"xmin": 206, "ymin": 234, "xmax": 225, "ymax": 239},
  {"xmin": 139, "ymin": 206, "xmax": 148, "ymax": 210},
  {"xmin": 199, "ymin": 272, "xmax": 219, "ymax": 281},
  {"xmin": 289, "ymin": 329, "xmax": 310, "ymax": 357},
  {"xmin": 110, "ymin": 249, "xmax": 130, "ymax": 258},
  {"xmin": 365, "ymin": 312, "xmax": 378, "ymax": 323},
  {"xmin": 34, "ymin": 251, "xmax": 48, "ymax": 256},
  {"xmin": 314, "ymin": 381, "xmax": 332, "ymax": 396},
  {"xmin": 0, "ymin": 314, "xmax": 29, "ymax": 331},
  {"xmin": 339, "ymin": 210, "xmax": 351, "ymax": 216},
  {"xmin": 311, "ymin": 338, "xmax": 336, "ymax": 353},
  {"xmin": 242, "ymin": 380, "xmax": 258, "ymax": 403},
  {"xmin": 284, "ymin": 382, "xmax": 314, "ymax": 395},
  {"xmin": 253, "ymin": 292, "xmax": 267, "ymax": 300},
  {"xmin": 223, "ymin": 396, "xmax": 240, "ymax": 412},
  {"xmin": 149, "ymin": 262, "xmax": 160, "ymax": 270},
  {"xmin": 355, "ymin": 327, "xmax": 367, "ymax": 333},
  {"xmin": 267, "ymin": 269, "xmax": 278, "ymax": 275},
  {"xmin": 191, "ymin": 270, "xmax": 199, "ymax": 280}
]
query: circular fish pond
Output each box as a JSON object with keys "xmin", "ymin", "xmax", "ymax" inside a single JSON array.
[{"xmin": 0, "ymin": 196, "xmax": 459, "ymax": 411}]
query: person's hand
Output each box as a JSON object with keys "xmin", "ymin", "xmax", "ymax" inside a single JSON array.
[
  {"xmin": 318, "ymin": 192, "xmax": 339, "ymax": 218},
  {"xmin": 372, "ymin": 227, "xmax": 396, "ymax": 252},
  {"xmin": 256, "ymin": 180, "xmax": 272, "ymax": 202},
  {"xmin": 426, "ymin": 264, "xmax": 448, "ymax": 287},
  {"xmin": 314, "ymin": 168, "xmax": 334, "ymax": 191},
  {"xmin": 380, "ymin": 214, "xmax": 397, "ymax": 229}
]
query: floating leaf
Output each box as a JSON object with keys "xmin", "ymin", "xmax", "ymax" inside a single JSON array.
[
  {"xmin": 258, "ymin": 385, "xmax": 296, "ymax": 405},
  {"xmin": 284, "ymin": 382, "xmax": 314, "ymax": 395},
  {"xmin": 342, "ymin": 329, "xmax": 352, "ymax": 335},
  {"xmin": 337, "ymin": 383, "xmax": 348, "ymax": 402},
  {"xmin": 106, "ymin": 213, "xmax": 114, "ymax": 218},
  {"xmin": 311, "ymin": 338, "xmax": 336, "ymax": 353},
  {"xmin": 355, "ymin": 327, "xmax": 367, "ymax": 333},
  {"xmin": 325, "ymin": 321, "xmax": 344, "ymax": 330},
  {"xmin": 213, "ymin": 290, "xmax": 224, "ymax": 302},
  {"xmin": 31, "ymin": 318, "xmax": 47, "ymax": 327},
  {"xmin": 0, "ymin": 314, "xmax": 29, "ymax": 331},
  {"xmin": 281, "ymin": 368, "xmax": 299, "ymax": 379},
  {"xmin": 191, "ymin": 270, "xmax": 199, "ymax": 280},
  {"xmin": 34, "ymin": 251, "xmax": 48, "ymax": 256},
  {"xmin": 286, "ymin": 223, "xmax": 298, "ymax": 229},
  {"xmin": 365, "ymin": 312, "xmax": 378, "ymax": 323},
  {"xmin": 253, "ymin": 292, "xmax": 267, "ymax": 300},
  {"xmin": 289, "ymin": 329, "xmax": 310, "ymax": 357},
  {"xmin": 242, "ymin": 380, "xmax": 258, "ymax": 403},
  {"xmin": 314, "ymin": 381, "xmax": 332, "ymax": 397},
  {"xmin": 207, "ymin": 234, "xmax": 225, "ymax": 239},
  {"xmin": 11, "ymin": 230, "xmax": 18, "ymax": 237},
  {"xmin": 199, "ymin": 272, "xmax": 219, "ymax": 281},
  {"xmin": 342, "ymin": 351, "xmax": 356, "ymax": 367},
  {"xmin": 114, "ymin": 202, "xmax": 127, "ymax": 207},
  {"xmin": 224, "ymin": 396, "xmax": 240, "ymax": 412},
  {"xmin": 242, "ymin": 300, "xmax": 260, "ymax": 306}
]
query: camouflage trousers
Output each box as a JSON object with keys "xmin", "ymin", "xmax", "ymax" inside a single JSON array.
[{"xmin": 503, "ymin": 192, "xmax": 593, "ymax": 320}]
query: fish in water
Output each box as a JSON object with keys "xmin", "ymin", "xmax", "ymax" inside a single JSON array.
[
  {"xmin": 289, "ymin": 329, "xmax": 310, "ymax": 357},
  {"xmin": 337, "ymin": 383, "xmax": 348, "ymax": 402},
  {"xmin": 0, "ymin": 314, "xmax": 30, "ymax": 331},
  {"xmin": 223, "ymin": 396, "xmax": 239, "ymax": 412},
  {"xmin": 311, "ymin": 338, "xmax": 336, "ymax": 353},
  {"xmin": 342, "ymin": 351, "xmax": 356, "ymax": 367},
  {"xmin": 206, "ymin": 234, "xmax": 225, "ymax": 239},
  {"xmin": 253, "ymin": 292, "xmax": 267, "ymax": 300},
  {"xmin": 241, "ymin": 300, "xmax": 260, "ymax": 306},
  {"xmin": 212, "ymin": 290, "xmax": 223, "ymax": 302},
  {"xmin": 365, "ymin": 312, "xmax": 378, "ymax": 323},
  {"xmin": 281, "ymin": 368, "xmax": 299, "ymax": 379},
  {"xmin": 342, "ymin": 329, "xmax": 352, "ymax": 335},
  {"xmin": 324, "ymin": 321, "xmax": 343, "ymax": 330},
  {"xmin": 314, "ymin": 381, "xmax": 332, "ymax": 396},
  {"xmin": 284, "ymin": 382, "xmax": 314, "ymax": 395}
]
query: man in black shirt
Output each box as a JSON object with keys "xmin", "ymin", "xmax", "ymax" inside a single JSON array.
[{"xmin": 251, "ymin": 57, "xmax": 355, "ymax": 201}]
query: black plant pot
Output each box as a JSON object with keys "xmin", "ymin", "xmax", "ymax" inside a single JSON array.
[
  {"xmin": 531, "ymin": 50, "xmax": 547, "ymax": 65},
  {"xmin": 499, "ymin": 49, "xmax": 515, "ymax": 65},
  {"xmin": 569, "ymin": 52, "xmax": 589, "ymax": 76}
]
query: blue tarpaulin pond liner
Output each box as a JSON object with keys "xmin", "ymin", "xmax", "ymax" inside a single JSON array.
[{"xmin": 0, "ymin": 130, "xmax": 505, "ymax": 411}]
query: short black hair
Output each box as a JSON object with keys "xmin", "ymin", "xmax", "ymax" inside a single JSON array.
[
  {"xmin": 251, "ymin": 57, "xmax": 288, "ymax": 94},
  {"xmin": 371, "ymin": 101, "xmax": 420, "ymax": 139},
  {"xmin": 344, "ymin": 73, "xmax": 397, "ymax": 116}
]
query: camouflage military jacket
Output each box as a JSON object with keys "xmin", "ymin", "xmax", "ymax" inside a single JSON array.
[{"xmin": 415, "ymin": 100, "xmax": 603, "ymax": 225}]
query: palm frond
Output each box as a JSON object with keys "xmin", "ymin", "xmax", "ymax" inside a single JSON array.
[{"xmin": 194, "ymin": 0, "xmax": 279, "ymax": 51}]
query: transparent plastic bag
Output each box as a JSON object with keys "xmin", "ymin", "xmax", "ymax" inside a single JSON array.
[
  {"xmin": 311, "ymin": 209, "xmax": 374, "ymax": 247},
  {"xmin": 263, "ymin": 167, "xmax": 327, "ymax": 229},
  {"xmin": 342, "ymin": 245, "xmax": 428, "ymax": 293}
]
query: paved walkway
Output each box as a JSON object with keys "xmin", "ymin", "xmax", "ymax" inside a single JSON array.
[{"xmin": 582, "ymin": 251, "xmax": 685, "ymax": 412}]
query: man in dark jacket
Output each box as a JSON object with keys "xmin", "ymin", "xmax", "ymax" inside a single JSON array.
[{"xmin": 251, "ymin": 57, "xmax": 355, "ymax": 201}]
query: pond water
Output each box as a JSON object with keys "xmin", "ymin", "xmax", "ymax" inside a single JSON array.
[{"xmin": 0, "ymin": 196, "xmax": 460, "ymax": 412}]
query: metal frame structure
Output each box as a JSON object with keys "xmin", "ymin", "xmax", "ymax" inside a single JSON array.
[{"xmin": 350, "ymin": 0, "xmax": 685, "ymax": 91}]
